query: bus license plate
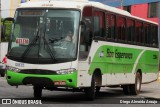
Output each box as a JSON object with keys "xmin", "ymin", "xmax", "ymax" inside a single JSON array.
[{"xmin": 54, "ymin": 81, "xmax": 66, "ymax": 86}]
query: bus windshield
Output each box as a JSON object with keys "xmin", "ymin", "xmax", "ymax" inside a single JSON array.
[{"xmin": 8, "ymin": 9, "xmax": 80, "ymax": 64}]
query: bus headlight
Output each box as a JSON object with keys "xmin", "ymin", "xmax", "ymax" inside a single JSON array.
[
  {"xmin": 56, "ymin": 68, "xmax": 76, "ymax": 74},
  {"xmin": 6, "ymin": 66, "xmax": 21, "ymax": 73}
]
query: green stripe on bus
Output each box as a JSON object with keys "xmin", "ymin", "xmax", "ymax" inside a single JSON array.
[{"xmin": 89, "ymin": 45, "xmax": 158, "ymax": 74}]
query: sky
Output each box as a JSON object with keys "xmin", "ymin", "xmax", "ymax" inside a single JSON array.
[{"xmin": 1, "ymin": 0, "xmax": 160, "ymax": 18}]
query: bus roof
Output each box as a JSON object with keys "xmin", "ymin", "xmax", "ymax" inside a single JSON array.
[{"xmin": 18, "ymin": 0, "xmax": 158, "ymax": 25}]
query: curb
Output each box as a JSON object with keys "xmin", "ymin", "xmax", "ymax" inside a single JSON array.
[
  {"xmin": 158, "ymin": 77, "xmax": 160, "ymax": 83},
  {"xmin": 145, "ymin": 97, "xmax": 160, "ymax": 101},
  {"xmin": 158, "ymin": 73, "xmax": 160, "ymax": 83}
]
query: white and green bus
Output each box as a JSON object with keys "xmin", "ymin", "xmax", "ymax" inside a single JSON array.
[{"xmin": 5, "ymin": 0, "xmax": 159, "ymax": 100}]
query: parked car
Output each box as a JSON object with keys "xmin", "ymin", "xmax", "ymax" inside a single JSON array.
[
  {"xmin": 0, "ymin": 62, "xmax": 5, "ymax": 77},
  {"xmin": 0, "ymin": 56, "xmax": 7, "ymax": 77},
  {"xmin": 0, "ymin": 20, "xmax": 8, "ymax": 77}
]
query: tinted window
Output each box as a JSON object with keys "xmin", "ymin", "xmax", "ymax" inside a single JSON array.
[
  {"xmin": 148, "ymin": 2, "xmax": 158, "ymax": 18},
  {"xmin": 106, "ymin": 14, "xmax": 116, "ymax": 39},
  {"xmin": 94, "ymin": 11, "xmax": 105, "ymax": 37},
  {"xmin": 126, "ymin": 19, "xmax": 134, "ymax": 42},
  {"xmin": 135, "ymin": 21, "xmax": 143, "ymax": 43},
  {"xmin": 116, "ymin": 16, "xmax": 126, "ymax": 41},
  {"xmin": 151, "ymin": 25, "xmax": 158, "ymax": 47}
]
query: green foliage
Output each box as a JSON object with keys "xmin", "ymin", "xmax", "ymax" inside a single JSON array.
[
  {"xmin": 4, "ymin": 21, "xmax": 12, "ymax": 42},
  {"xmin": 1, "ymin": 18, "xmax": 13, "ymax": 42},
  {"xmin": 1, "ymin": 18, "xmax": 4, "ymax": 22}
]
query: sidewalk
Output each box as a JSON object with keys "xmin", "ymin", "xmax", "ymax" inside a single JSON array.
[
  {"xmin": 140, "ymin": 81, "xmax": 160, "ymax": 99},
  {"xmin": 158, "ymin": 73, "xmax": 160, "ymax": 83}
]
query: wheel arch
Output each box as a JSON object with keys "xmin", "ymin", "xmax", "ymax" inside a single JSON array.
[
  {"xmin": 137, "ymin": 69, "xmax": 142, "ymax": 78},
  {"xmin": 93, "ymin": 68, "xmax": 102, "ymax": 86}
]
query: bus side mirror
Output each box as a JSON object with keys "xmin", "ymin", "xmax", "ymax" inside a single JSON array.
[
  {"xmin": 86, "ymin": 29, "xmax": 91, "ymax": 43},
  {"xmin": 80, "ymin": 21, "xmax": 90, "ymax": 43},
  {"xmin": 80, "ymin": 21, "xmax": 86, "ymax": 32},
  {"xmin": 2, "ymin": 17, "xmax": 14, "ymax": 40}
]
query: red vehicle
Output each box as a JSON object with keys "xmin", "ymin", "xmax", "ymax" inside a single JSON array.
[{"xmin": 0, "ymin": 56, "xmax": 7, "ymax": 77}]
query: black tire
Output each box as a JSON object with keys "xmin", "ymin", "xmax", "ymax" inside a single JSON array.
[
  {"xmin": 96, "ymin": 86, "xmax": 101, "ymax": 93},
  {"xmin": 122, "ymin": 85, "xmax": 130, "ymax": 95},
  {"xmin": 33, "ymin": 86, "xmax": 42, "ymax": 98},
  {"xmin": 85, "ymin": 74, "xmax": 96, "ymax": 101},
  {"xmin": 129, "ymin": 72, "xmax": 142, "ymax": 95},
  {"xmin": 1, "ymin": 73, "xmax": 5, "ymax": 77}
]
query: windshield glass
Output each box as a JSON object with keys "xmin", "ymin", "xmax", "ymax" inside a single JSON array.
[{"xmin": 8, "ymin": 9, "xmax": 80, "ymax": 64}]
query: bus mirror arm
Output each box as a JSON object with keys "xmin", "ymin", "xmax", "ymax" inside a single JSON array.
[
  {"xmin": 80, "ymin": 21, "xmax": 90, "ymax": 44},
  {"xmin": 80, "ymin": 21, "xmax": 86, "ymax": 26},
  {"xmin": 80, "ymin": 21, "xmax": 86, "ymax": 31},
  {"xmin": 84, "ymin": 30, "xmax": 90, "ymax": 44}
]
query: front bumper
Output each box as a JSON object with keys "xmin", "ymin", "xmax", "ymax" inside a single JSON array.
[
  {"xmin": 6, "ymin": 70, "xmax": 77, "ymax": 88},
  {"xmin": 0, "ymin": 69, "xmax": 6, "ymax": 75},
  {"xmin": 0, "ymin": 64, "xmax": 6, "ymax": 76}
]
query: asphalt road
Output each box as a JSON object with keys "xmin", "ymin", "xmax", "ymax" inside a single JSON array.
[{"xmin": 0, "ymin": 76, "xmax": 160, "ymax": 106}]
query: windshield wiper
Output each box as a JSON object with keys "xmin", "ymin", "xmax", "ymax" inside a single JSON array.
[
  {"xmin": 43, "ymin": 36, "xmax": 57, "ymax": 62},
  {"xmin": 49, "ymin": 37, "xmax": 64, "ymax": 43},
  {"xmin": 21, "ymin": 28, "xmax": 40, "ymax": 60}
]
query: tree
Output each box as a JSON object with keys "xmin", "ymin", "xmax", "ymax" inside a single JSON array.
[{"xmin": 1, "ymin": 18, "xmax": 12, "ymax": 42}]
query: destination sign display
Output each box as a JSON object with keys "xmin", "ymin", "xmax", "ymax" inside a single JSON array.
[
  {"xmin": 20, "ymin": 11, "xmax": 43, "ymax": 16},
  {"xmin": 16, "ymin": 38, "xmax": 29, "ymax": 45}
]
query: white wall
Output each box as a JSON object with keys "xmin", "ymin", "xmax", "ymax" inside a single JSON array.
[
  {"xmin": 1, "ymin": 0, "xmax": 11, "ymax": 18},
  {"xmin": 0, "ymin": 42, "xmax": 8, "ymax": 62}
]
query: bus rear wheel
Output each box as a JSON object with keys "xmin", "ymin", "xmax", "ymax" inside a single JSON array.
[
  {"xmin": 122, "ymin": 85, "xmax": 130, "ymax": 95},
  {"xmin": 33, "ymin": 86, "xmax": 42, "ymax": 98},
  {"xmin": 129, "ymin": 72, "xmax": 142, "ymax": 95}
]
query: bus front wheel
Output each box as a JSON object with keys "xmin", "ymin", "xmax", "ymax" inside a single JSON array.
[
  {"xmin": 85, "ymin": 74, "xmax": 96, "ymax": 101},
  {"xmin": 96, "ymin": 86, "xmax": 101, "ymax": 93},
  {"xmin": 33, "ymin": 86, "xmax": 42, "ymax": 98}
]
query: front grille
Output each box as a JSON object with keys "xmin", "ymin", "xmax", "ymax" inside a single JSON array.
[
  {"xmin": 19, "ymin": 69, "xmax": 57, "ymax": 75},
  {"xmin": 22, "ymin": 77, "xmax": 54, "ymax": 86}
]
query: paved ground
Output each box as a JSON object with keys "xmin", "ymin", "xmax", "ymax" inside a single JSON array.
[
  {"xmin": 158, "ymin": 73, "xmax": 160, "ymax": 83},
  {"xmin": 0, "ymin": 77, "xmax": 160, "ymax": 105}
]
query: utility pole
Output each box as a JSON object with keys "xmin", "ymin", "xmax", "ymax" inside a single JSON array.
[
  {"xmin": 0, "ymin": 0, "xmax": 1, "ymax": 43},
  {"xmin": 159, "ymin": 2, "xmax": 160, "ymax": 42},
  {"xmin": 120, "ymin": 0, "xmax": 123, "ymax": 9},
  {"xmin": 159, "ymin": 2, "xmax": 160, "ymax": 47},
  {"xmin": 158, "ymin": 2, "xmax": 160, "ymax": 71},
  {"xmin": 0, "ymin": 0, "xmax": 1, "ymax": 62}
]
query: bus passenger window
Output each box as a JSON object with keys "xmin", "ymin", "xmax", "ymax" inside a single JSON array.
[
  {"xmin": 94, "ymin": 11, "xmax": 105, "ymax": 38},
  {"xmin": 116, "ymin": 16, "xmax": 126, "ymax": 41},
  {"xmin": 155, "ymin": 26, "xmax": 158, "ymax": 47},
  {"xmin": 144, "ymin": 23, "xmax": 149, "ymax": 45},
  {"xmin": 151, "ymin": 25, "xmax": 158, "ymax": 47},
  {"xmin": 126, "ymin": 19, "xmax": 134, "ymax": 42},
  {"xmin": 106, "ymin": 14, "xmax": 115, "ymax": 40},
  {"xmin": 135, "ymin": 21, "xmax": 143, "ymax": 44}
]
